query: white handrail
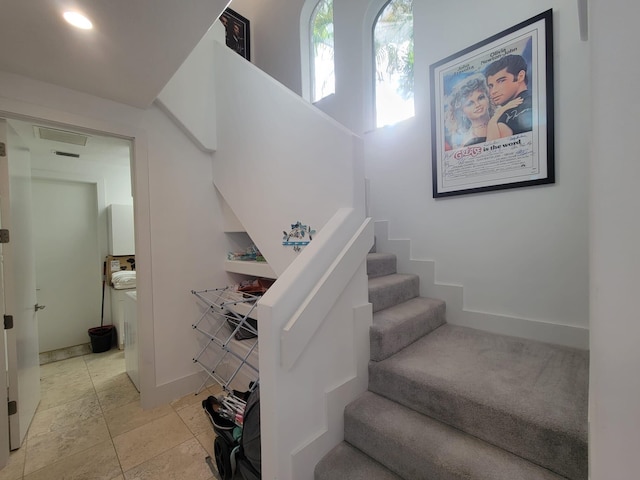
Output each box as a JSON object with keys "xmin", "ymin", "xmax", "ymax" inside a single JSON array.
[{"xmin": 280, "ymin": 218, "xmax": 373, "ymax": 370}]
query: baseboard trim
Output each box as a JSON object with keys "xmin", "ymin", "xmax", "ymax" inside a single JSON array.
[
  {"xmin": 39, "ymin": 343, "xmax": 92, "ymax": 365},
  {"xmin": 141, "ymin": 370, "xmax": 215, "ymax": 409}
]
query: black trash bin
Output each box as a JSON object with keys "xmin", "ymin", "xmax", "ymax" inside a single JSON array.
[{"xmin": 88, "ymin": 325, "xmax": 114, "ymax": 353}]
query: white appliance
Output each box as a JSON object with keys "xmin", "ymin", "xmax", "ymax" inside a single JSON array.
[
  {"xmin": 111, "ymin": 288, "xmax": 132, "ymax": 350},
  {"xmin": 107, "ymin": 204, "xmax": 135, "ymax": 255}
]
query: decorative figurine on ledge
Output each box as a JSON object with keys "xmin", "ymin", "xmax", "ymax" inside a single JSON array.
[{"xmin": 282, "ymin": 221, "xmax": 316, "ymax": 252}]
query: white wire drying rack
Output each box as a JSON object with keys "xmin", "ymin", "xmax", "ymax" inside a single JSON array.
[{"xmin": 191, "ymin": 287, "xmax": 260, "ymax": 407}]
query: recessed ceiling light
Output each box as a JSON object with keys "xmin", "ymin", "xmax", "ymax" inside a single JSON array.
[{"xmin": 63, "ymin": 11, "xmax": 93, "ymax": 30}]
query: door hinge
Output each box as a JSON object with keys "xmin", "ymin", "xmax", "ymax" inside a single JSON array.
[
  {"xmin": 3, "ymin": 315, "xmax": 13, "ymax": 330},
  {"xmin": 0, "ymin": 229, "xmax": 9, "ymax": 243},
  {"xmin": 0, "ymin": 142, "xmax": 5, "ymax": 157},
  {"xmin": 7, "ymin": 401, "xmax": 16, "ymax": 416}
]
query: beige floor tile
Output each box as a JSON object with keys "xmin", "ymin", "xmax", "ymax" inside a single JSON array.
[
  {"xmin": 89, "ymin": 362, "xmax": 127, "ymax": 391},
  {"xmin": 176, "ymin": 401, "xmax": 214, "ymax": 437},
  {"xmin": 112, "ymin": 411, "xmax": 193, "ymax": 472},
  {"xmin": 24, "ymin": 415, "xmax": 111, "ymax": 475},
  {"xmin": 94, "ymin": 371, "xmax": 134, "ymax": 392},
  {"xmin": 40, "ymin": 364, "xmax": 91, "ymax": 389},
  {"xmin": 104, "ymin": 400, "xmax": 173, "ymax": 437},
  {"xmin": 38, "ymin": 375, "xmax": 96, "ymax": 412},
  {"xmin": 85, "ymin": 350, "xmax": 126, "ymax": 379},
  {"xmin": 170, "ymin": 384, "xmax": 223, "ymax": 412},
  {"xmin": 196, "ymin": 429, "xmax": 216, "ymax": 459},
  {"xmin": 83, "ymin": 348, "xmax": 123, "ymax": 366},
  {"xmin": 23, "ymin": 439, "xmax": 122, "ymax": 480},
  {"xmin": 170, "ymin": 390, "xmax": 208, "ymax": 411},
  {"xmin": 28, "ymin": 395, "xmax": 101, "ymax": 439},
  {"xmin": 39, "ymin": 374, "xmax": 92, "ymax": 396},
  {"xmin": 40, "ymin": 356, "xmax": 87, "ymax": 379},
  {"xmin": 208, "ymin": 384, "xmax": 224, "ymax": 397},
  {"xmin": 96, "ymin": 373, "xmax": 140, "ymax": 412},
  {"xmin": 5, "ymin": 338, "xmax": 225, "ymax": 479},
  {"xmin": 122, "ymin": 438, "xmax": 213, "ymax": 480},
  {"xmin": 0, "ymin": 446, "xmax": 26, "ymax": 480}
]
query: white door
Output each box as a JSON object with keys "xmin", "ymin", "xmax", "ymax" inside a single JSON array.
[
  {"xmin": 0, "ymin": 156, "xmax": 9, "ymax": 467},
  {"xmin": 31, "ymin": 179, "xmax": 101, "ymax": 353},
  {"xmin": 0, "ymin": 119, "xmax": 41, "ymax": 450}
]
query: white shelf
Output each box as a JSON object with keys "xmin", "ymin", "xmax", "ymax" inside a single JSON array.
[{"xmin": 225, "ymin": 260, "xmax": 276, "ymax": 279}]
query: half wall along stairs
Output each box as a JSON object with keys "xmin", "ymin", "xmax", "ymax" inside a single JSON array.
[{"xmin": 315, "ymin": 250, "xmax": 588, "ymax": 479}]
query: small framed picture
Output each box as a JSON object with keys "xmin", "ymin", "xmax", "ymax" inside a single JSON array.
[
  {"xmin": 430, "ymin": 10, "xmax": 554, "ymax": 197},
  {"xmin": 219, "ymin": 8, "xmax": 251, "ymax": 61}
]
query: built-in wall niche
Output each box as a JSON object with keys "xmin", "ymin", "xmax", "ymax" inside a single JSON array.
[
  {"xmin": 221, "ymin": 197, "xmax": 276, "ymax": 279},
  {"xmin": 224, "ymin": 231, "xmax": 276, "ymax": 279}
]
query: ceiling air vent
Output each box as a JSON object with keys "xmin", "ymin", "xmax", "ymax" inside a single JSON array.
[
  {"xmin": 52, "ymin": 150, "xmax": 80, "ymax": 158},
  {"xmin": 33, "ymin": 126, "xmax": 89, "ymax": 146}
]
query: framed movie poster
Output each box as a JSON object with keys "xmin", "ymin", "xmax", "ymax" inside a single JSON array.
[
  {"xmin": 219, "ymin": 8, "xmax": 251, "ymax": 61},
  {"xmin": 430, "ymin": 10, "xmax": 554, "ymax": 198}
]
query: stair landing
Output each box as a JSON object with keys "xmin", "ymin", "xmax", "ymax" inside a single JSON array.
[{"xmin": 369, "ymin": 323, "xmax": 588, "ymax": 479}]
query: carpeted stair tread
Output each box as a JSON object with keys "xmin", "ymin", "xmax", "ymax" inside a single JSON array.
[
  {"xmin": 368, "ymin": 323, "xmax": 588, "ymax": 479},
  {"xmin": 344, "ymin": 391, "xmax": 567, "ymax": 480},
  {"xmin": 368, "ymin": 274, "xmax": 419, "ymax": 313},
  {"xmin": 315, "ymin": 441, "xmax": 402, "ymax": 480},
  {"xmin": 371, "ymin": 297, "xmax": 446, "ymax": 361},
  {"xmin": 367, "ymin": 252, "xmax": 397, "ymax": 278}
]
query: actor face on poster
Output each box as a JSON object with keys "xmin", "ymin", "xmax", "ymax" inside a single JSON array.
[
  {"xmin": 444, "ymin": 74, "xmax": 495, "ymax": 149},
  {"xmin": 484, "ymin": 54, "xmax": 532, "ymax": 140}
]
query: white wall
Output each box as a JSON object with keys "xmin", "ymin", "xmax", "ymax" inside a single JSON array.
[
  {"xmin": 157, "ymin": 22, "xmax": 222, "ymax": 152},
  {"xmin": 24, "ymin": 142, "xmax": 133, "ymax": 334},
  {"xmin": 0, "ymin": 71, "xmax": 231, "ymax": 407},
  {"xmin": 589, "ymin": 0, "xmax": 640, "ymax": 476},
  {"xmin": 240, "ymin": 0, "xmax": 589, "ymax": 343},
  {"xmin": 230, "ymin": 0, "xmax": 303, "ymax": 94},
  {"xmin": 210, "ymin": 38, "xmax": 370, "ymax": 479},
  {"xmin": 30, "ymin": 152, "xmax": 132, "ymax": 205},
  {"xmin": 212, "ymin": 41, "xmax": 363, "ymax": 275}
]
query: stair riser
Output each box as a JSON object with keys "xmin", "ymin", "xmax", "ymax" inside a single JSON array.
[
  {"xmin": 371, "ymin": 299, "xmax": 446, "ymax": 361},
  {"xmin": 344, "ymin": 392, "xmax": 566, "ymax": 480},
  {"xmin": 314, "ymin": 442, "xmax": 402, "ymax": 480},
  {"xmin": 369, "ymin": 275, "xmax": 419, "ymax": 313},
  {"xmin": 368, "ymin": 367, "xmax": 587, "ymax": 480},
  {"xmin": 367, "ymin": 254, "xmax": 397, "ymax": 278}
]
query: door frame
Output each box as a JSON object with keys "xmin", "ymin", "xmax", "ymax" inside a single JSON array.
[{"xmin": 0, "ymin": 98, "xmax": 156, "ymax": 411}]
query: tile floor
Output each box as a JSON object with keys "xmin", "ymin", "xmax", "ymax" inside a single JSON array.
[{"xmin": 0, "ymin": 349, "xmax": 223, "ymax": 480}]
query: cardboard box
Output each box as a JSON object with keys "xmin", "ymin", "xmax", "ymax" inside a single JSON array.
[{"xmin": 105, "ymin": 255, "xmax": 135, "ymax": 285}]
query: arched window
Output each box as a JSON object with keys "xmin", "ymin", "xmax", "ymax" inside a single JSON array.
[
  {"xmin": 310, "ymin": 0, "xmax": 335, "ymax": 102},
  {"xmin": 373, "ymin": 0, "xmax": 414, "ymax": 127}
]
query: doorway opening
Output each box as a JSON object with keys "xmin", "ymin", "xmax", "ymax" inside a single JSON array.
[{"xmin": 9, "ymin": 118, "xmax": 135, "ymax": 364}]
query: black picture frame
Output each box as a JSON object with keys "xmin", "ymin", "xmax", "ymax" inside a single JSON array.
[
  {"xmin": 430, "ymin": 10, "xmax": 554, "ymax": 198},
  {"xmin": 219, "ymin": 8, "xmax": 251, "ymax": 61}
]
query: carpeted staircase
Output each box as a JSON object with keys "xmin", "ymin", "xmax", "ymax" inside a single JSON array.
[{"xmin": 315, "ymin": 252, "xmax": 589, "ymax": 480}]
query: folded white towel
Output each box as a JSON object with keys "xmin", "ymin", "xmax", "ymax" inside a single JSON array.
[{"xmin": 112, "ymin": 270, "xmax": 136, "ymax": 289}]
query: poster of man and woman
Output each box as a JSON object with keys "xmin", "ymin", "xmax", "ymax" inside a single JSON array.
[{"xmin": 430, "ymin": 10, "xmax": 554, "ymax": 197}]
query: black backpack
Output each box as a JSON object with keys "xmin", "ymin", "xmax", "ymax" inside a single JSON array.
[{"xmin": 237, "ymin": 385, "xmax": 261, "ymax": 480}]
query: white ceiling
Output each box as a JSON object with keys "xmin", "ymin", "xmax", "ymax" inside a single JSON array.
[
  {"xmin": 10, "ymin": 118, "xmax": 132, "ymax": 167},
  {"xmin": 0, "ymin": 0, "xmax": 229, "ymax": 108}
]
